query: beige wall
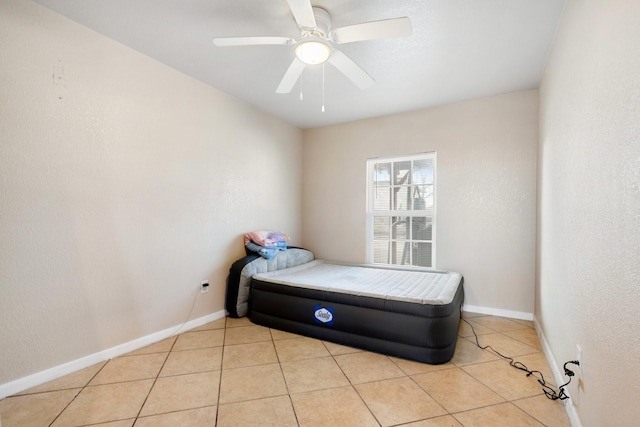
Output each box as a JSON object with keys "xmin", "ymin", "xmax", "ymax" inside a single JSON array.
[
  {"xmin": 302, "ymin": 91, "xmax": 538, "ymax": 315},
  {"xmin": 0, "ymin": 0, "xmax": 302, "ymax": 388},
  {"xmin": 537, "ymin": 0, "xmax": 640, "ymax": 425}
]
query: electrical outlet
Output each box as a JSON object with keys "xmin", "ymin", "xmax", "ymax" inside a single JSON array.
[{"xmin": 200, "ymin": 281, "xmax": 209, "ymax": 294}]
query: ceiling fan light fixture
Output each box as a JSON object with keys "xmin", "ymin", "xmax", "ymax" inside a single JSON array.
[{"xmin": 295, "ymin": 40, "xmax": 331, "ymax": 65}]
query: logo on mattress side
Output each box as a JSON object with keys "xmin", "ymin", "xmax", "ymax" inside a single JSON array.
[{"xmin": 314, "ymin": 305, "xmax": 334, "ymax": 325}]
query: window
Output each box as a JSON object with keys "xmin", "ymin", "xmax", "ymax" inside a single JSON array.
[{"xmin": 366, "ymin": 153, "xmax": 436, "ymax": 268}]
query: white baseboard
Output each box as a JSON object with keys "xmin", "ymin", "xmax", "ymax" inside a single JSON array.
[
  {"xmin": 533, "ymin": 317, "xmax": 583, "ymax": 427},
  {"xmin": 463, "ymin": 304, "xmax": 534, "ymax": 321},
  {"xmin": 0, "ymin": 310, "xmax": 226, "ymax": 400}
]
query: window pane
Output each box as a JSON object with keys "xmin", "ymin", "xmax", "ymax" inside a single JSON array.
[
  {"xmin": 413, "ymin": 242, "xmax": 432, "ymax": 267},
  {"xmin": 391, "ymin": 217, "xmax": 409, "ymax": 240},
  {"xmin": 424, "ymin": 185, "xmax": 434, "ymax": 209},
  {"xmin": 412, "ymin": 196, "xmax": 426, "ymax": 211},
  {"xmin": 373, "ymin": 187, "xmax": 391, "ymax": 210},
  {"xmin": 393, "ymin": 161, "xmax": 411, "ymax": 185},
  {"xmin": 393, "ymin": 186, "xmax": 412, "ymax": 210},
  {"xmin": 413, "ymin": 159, "xmax": 433, "ymax": 185},
  {"xmin": 373, "ymin": 217, "xmax": 390, "ymax": 239},
  {"xmin": 391, "ymin": 241, "xmax": 411, "ymax": 265},
  {"xmin": 409, "ymin": 186, "xmax": 425, "ymax": 211},
  {"xmin": 411, "ymin": 217, "xmax": 432, "ymax": 241},
  {"xmin": 373, "ymin": 241, "xmax": 389, "ymax": 264},
  {"xmin": 374, "ymin": 162, "xmax": 391, "ymax": 186}
]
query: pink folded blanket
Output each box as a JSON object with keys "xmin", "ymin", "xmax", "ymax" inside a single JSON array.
[{"xmin": 244, "ymin": 230, "xmax": 290, "ymax": 247}]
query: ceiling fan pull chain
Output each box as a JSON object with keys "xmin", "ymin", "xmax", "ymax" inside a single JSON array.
[
  {"xmin": 298, "ymin": 73, "xmax": 304, "ymax": 101},
  {"xmin": 299, "ymin": 72, "xmax": 304, "ymax": 101},
  {"xmin": 321, "ymin": 63, "xmax": 326, "ymax": 112}
]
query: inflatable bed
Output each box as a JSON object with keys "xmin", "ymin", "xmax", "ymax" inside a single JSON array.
[{"xmin": 226, "ymin": 248, "xmax": 464, "ymax": 364}]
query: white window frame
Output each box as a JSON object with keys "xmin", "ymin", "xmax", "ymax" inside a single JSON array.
[{"xmin": 366, "ymin": 152, "xmax": 437, "ymax": 269}]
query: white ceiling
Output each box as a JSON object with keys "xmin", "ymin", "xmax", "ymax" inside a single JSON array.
[{"xmin": 32, "ymin": 0, "xmax": 566, "ymax": 129}]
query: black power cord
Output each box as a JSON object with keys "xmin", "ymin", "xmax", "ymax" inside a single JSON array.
[{"xmin": 463, "ymin": 318, "xmax": 580, "ymax": 401}]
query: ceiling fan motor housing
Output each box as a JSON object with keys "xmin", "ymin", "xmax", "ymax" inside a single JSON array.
[
  {"xmin": 294, "ymin": 7, "xmax": 333, "ymax": 65},
  {"xmin": 310, "ymin": 7, "xmax": 331, "ymax": 38}
]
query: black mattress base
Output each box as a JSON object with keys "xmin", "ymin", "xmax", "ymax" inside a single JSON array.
[
  {"xmin": 249, "ymin": 311, "xmax": 458, "ymax": 364},
  {"xmin": 249, "ymin": 279, "xmax": 464, "ymax": 364}
]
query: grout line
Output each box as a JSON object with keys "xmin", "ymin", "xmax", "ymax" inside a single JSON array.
[
  {"xmin": 213, "ymin": 316, "xmax": 227, "ymax": 426},
  {"xmin": 269, "ymin": 327, "xmax": 301, "ymax": 424},
  {"xmin": 132, "ymin": 333, "xmax": 177, "ymax": 422},
  {"xmin": 47, "ymin": 360, "xmax": 110, "ymax": 426}
]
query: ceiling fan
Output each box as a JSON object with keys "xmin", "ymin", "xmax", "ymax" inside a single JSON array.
[{"xmin": 212, "ymin": 0, "xmax": 412, "ymax": 94}]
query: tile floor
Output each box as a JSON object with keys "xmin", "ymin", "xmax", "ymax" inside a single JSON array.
[{"xmin": 0, "ymin": 313, "xmax": 572, "ymax": 426}]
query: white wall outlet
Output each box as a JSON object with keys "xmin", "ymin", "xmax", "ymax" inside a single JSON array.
[{"xmin": 200, "ymin": 281, "xmax": 209, "ymax": 293}]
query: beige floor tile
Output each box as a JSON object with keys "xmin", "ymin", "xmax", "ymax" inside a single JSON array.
[
  {"xmin": 270, "ymin": 328, "xmax": 302, "ymax": 340},
  {"xmin": 322, "ymin": 340, "xmax": 363, "ymax": 355},
  {"xmin": 355, "ymin": 377, "xmax": 446, "ymax": 426},
  {"xmin": 412, "ymin": 368, "xmax": 504, "ymax": 413},
  {"xmin": 224, "ymin": 325, "xmax": 272, "ymax": 345},
  {"xmin": 334, "ymin": 351, "xmax": 405, "ymax": 384},
  {"xmin": 457, "ymin": 320, "xmax": 496, "ymax": 337},
  {"xmin": 463, "ymin": 360, "xmax": 544, "ymax": 400},
  {"xmin": 172, "ymin": 329, "xmax": 224, "ymax": 351},
  {"xmin": 52, "ymin": 380, "xmax": 153, "ymax": 426},
  {"xmin": 219, "ymin": 363, "xmax": 287, "ymax": 404},
  {"xmin": 139, "ymin": 371, "xmax": 220, "ymax": 416},
  {"xmin": 0, "ymin": 389, "xmax": 79, "ymax": 427},
  {"xmin": 135, "ymin": 405, "xmax": 217, "ymax": 427},
  {"xmin": 397, "ymin": 415, "xmax": 463, "ymax": 426},
  {"xmin": 467, "ymin": 316, "xmax": 530, "ymax": 332},
  {"xmin": 190, "ymin": 317, "xmax": 226, "ymax": 331},
  {"xmin": 450, "ymin": 337, "xmax": 500, "ymax": 366},
  {"xmin": 225, "ymin": 316, "xmax": 253, "ymax": 328},
  {"xmin": 160, "ymin": 346, "xmax": 222, "ymax": 376},
  {"xmin": 217, "ymin": 395, "xmax": 298, "ymax": 427},
  {"xmin": 89, "ymin": 353, "xmax": 167, "ymax": 385},
  {"xmin": 513, "ymin": 395, "xmax": 571, "ymax": 427},
  {"xmin": 281, "ymin": 356, "xmax": 350, "ymax": 393},
  {"xmin": 389, "ymin": 356, "xmax": 455, "ymax": 375},
  {"xmin": 471, "ymin": 332, "xmax": 540, "ymax": 357},
  {"xmin": 503, "ymin": 328, "xmax": 542, "ymax": 350},
  {"xmin": 274, "ymin": 336, "xmax": 330, "ymax": 362},
  {"xmin": 516, "ymin": 352, "xmax": 559, "ymax": 387},
  {"xmin": 511, "ymin": 318, "xmax": 535, "ymax": 328},
  {"xmin": 222, "ymin": 341, "xmax": 278, "ymax": 369},
  {"xmin": 90, "ymin": 420, "xmax": 135, "ymax": 427},
  {"xmin": 452, "ymin": 402, "xmax": 544, "ymax": 426},
  {"xmin": 291, "ymin": 386, "xmax": 379, "ymax": 427},
  {"xmin": 127, "ymin": 337, "xmax": 177, "ymax": 356},
  {"xmin": 462, "ymin": 311, "xmax": 485, "ymax": 318},
  {"xmin": 17, "ymin": 362, "xmax": 106, "ymax": 394}
]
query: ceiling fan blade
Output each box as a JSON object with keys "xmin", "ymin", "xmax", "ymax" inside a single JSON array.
[
  {"xmin": 331, "ymin": 17, "xmax": 412, "ymax": 44},
  {"xmin": 327, "ymin": 50, "xmax": 374, "ymax": 89},
  {"xmin": 285, "ymin": 0, "xmax": 316, "ymax": 30},
  {"xmin": 213, "ymin": 36, "xmax": 295, "ymax": 47},
  {"xmin": 276, "ymin": 58, "xmax": 306, "ymax": 94}
]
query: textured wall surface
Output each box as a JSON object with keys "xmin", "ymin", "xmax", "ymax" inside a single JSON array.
[
  {"xmin": 302, "ymin": 91, "xmax": 538, "ymax": 314},
  {"xmin": 537, "ymin": 0, "xmax": 640, "ymax": 425},
  {"xmin": 0, "ymin": 0, "xmax": 302, "ymax": 387}
]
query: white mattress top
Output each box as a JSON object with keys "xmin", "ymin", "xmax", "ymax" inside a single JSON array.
[{"xmin": 252, "ymin": 260, "xmax": 462, "ymax": 305}]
